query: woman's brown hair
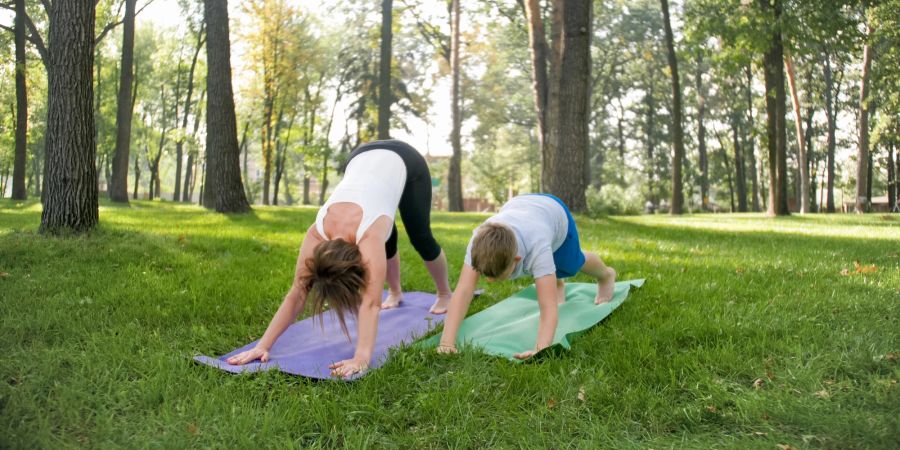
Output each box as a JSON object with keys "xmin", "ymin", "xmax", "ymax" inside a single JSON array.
[{"xmin": 300, "ymin": 239, "xmax": 368, "ymax": 338}]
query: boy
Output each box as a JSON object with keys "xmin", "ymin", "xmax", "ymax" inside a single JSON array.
[{"xmin": 433, "ymin": 194, "xmax": 616, "ymax": 359}]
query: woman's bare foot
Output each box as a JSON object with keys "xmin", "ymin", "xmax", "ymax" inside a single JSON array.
[
  {"xmin": 429, "ymin": 292, "xmax": 453, "ymax": 314},
  {"xmin": 595, "ymin": 267, "xmax": 617, "ymax": 304},
  {"xmin": 382, "ymin": 291, "xmax": 403, "ymax": 309},
  {"xmin": 556, "ymin": 279, "xmax": 567, "ymax": 304}
]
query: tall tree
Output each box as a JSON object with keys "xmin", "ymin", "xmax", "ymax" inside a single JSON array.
[
  {"xmin": 855, "ymin": 8, "xmax": 874, "ymax": 213},
  {"xmin": 108, "ymin": 0, "xmax": 136, "ymax": 203},
  {"xmin": 660, "ymin": 0, "xmax": 685, "ymax": 214},
  {"xmin": 40, "ymin": 1, "xmax": 98, "ymax": 233},
  {"xmin": 11, "ymin": 0, "xmax": 27, "ymax": 200},
  {"xmin": 447, "ymin": 0, "xmax": 464, "ymax": 211},
  {"xmin": 759, "ymin": 0, "xmax": 790, "ymax": 216},
  {"xmin": 202, "ymin": 0, "xmax": 250, "ymax": 213},
  {"xmin": 696, "ymin": 53, "xmax": 709, "ymax": 210},
  {"xmin": 377, "ymin": 0, "xmax": 393, "ymax": 139},
  {"xmin": 783, "ymin": 50, "xmax": 809, "ymax": 213},
  {"xmin": 174, "ymin": 22, "xmax": 205, "ymax": 202}
]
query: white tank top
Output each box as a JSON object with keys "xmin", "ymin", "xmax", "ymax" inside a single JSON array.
[{"xmin": 315, "ymin": 149, "xmax": 407, "ymax": 243}]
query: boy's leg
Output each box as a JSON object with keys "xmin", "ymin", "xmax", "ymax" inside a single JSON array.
[
  {"xmin": 425, "ymin": 250, "xmax": 453, "ymax": 313},
  {"xmin": 579, "ymin": 251, "xmax": 617, "ymax": 303},
  {"xmin": 556, "ymin": 278, "xmax": 566, "ymax": 304},
  {"xmin": 382, "ymin": 225, "xmax": 404, "ymax": 309}
]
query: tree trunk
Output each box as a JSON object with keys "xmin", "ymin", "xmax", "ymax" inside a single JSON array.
[
  {"xmin": 745, "ymin": 64, "xmax": 761, "ymax": 212},
  {"xmin": 303, "ymin": 175, "xmax": 311, "ymax": 205},
  {"xmin": 660, "ymin": 0, "xmax": 684, "ymax": 214},
  {"xmin": 888, "ymin": 144, "xmax": 896, "ymax": 211},
  {"xmin": 377, "ymin": 0, "xmax": 393, "ymax": 139},
  {"xmin": 202, "ymin": 0, "xmax": 251, "ymax": 213},
  {"xmin": 823, "ymin": 52, "xmax": 837, "ymax": 212},
  {"xmin": 732, "ymin": 114, "xmax": 748, "ymax": 212},
  {"xmin": 447, "ymin": 0, "xmax": 463, "ymax": 211},
  {"xmin": 272, "ymin": 106, "xmax": 289, "ymax": 206},
  {"xmin": 759, "ymin": 0, "xmax": 789, "ymax": 216},
  {"xmin": 803, "ymin": 74, "xmax": 815, "ymax": 212},
  {"xmin": 855, "ymin": 20, "xmax": 874, "ymax": 213},
  {"xmin": 183, "ymin": 90, "xmax": 205, "ymax": 203},
  {"xmin": 108, "ymin": 0, "xmax": 136, "ymax": 203},
  {"xmin": 174, "ymin": 25, "xmax": 205, "ymax": 202},
  {"xmin": 784, "ymin": 50, "xmax": 809, "ymax": 213},
  {"xmin": 523, "ymin": 0, "xmax": 550, "ymax": 176},
  {"xmin": 40, "ymin": 1, "xmax": 98, "ymax": 234},
  {"xmin": 547, "ymin": 0, "xmax": 590, "ymax": 211},
  {"xmin": 696, "ymin": 53, "xmax": 709, "ymax": 210},
  {"xmin": 132, "ymin": 153, "xmax": 140, "ymax": 199},
  {"xmin": 645, "ymin": 67, "xmax": 656, "ymax": 206},
  {"xmin": 718, "ymin": 133, "xmax": 736, "ymax": 213},
  {"xmin": 11, "ymin": 0, "xmax": 28, "ymax": 200}
]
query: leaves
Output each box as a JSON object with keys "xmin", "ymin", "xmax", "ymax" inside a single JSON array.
[{"xmin": 841, "ymin": 261, "xmax": 878, "ymax": 275}]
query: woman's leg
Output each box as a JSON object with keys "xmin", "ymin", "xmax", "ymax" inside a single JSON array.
[{"xmin": 383, "ymin": 225, "xmax": 404, "ymax": 309}]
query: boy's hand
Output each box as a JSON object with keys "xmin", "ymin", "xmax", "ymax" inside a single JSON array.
[
  {"xmin": 513, "ymin": 349, "xmax": 537, "ymax": 360},
  {"xmin": 226, "ymin": 346, "xmax": 270, "ymax": 365},
  {"xmin": 329, "ymin": 357, "xmax": 370, "ymax": 378},
  {"xmin": 436, "ymin": 343, "xmax": 458, "ymax": 354}
]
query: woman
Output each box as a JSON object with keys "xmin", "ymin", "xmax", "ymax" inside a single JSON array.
[{"xmin": 226, "ymin": 140, "xmax": 453, "ymax": 378}]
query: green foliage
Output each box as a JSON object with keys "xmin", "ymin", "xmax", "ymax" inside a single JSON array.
[
  {"xmin": 585, "ymin": 185, "xmax": 644, "ymax": 216},
  {"xmin": 1, "ymin": 201, "xmax": 897, "ymax": 447}
]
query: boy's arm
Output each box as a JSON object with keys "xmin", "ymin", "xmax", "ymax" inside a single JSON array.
[
  {"xmin": 329, "ymin": 239, "xmax": 386, "ymax": 378},
  {"xmin": 437, "ymin": 264, "xmax": 480, "ymax": 352},
  {"xmin": 513, "ymin": 274, "xmax": 558, "ymax": 360},
  {"xmin": 227, "ymin": 225, "xmax": 321, "ymax": 365}
]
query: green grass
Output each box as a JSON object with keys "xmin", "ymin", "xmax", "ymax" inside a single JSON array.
[{"xmin": 1, "ymin": 199, "xmax": 898, "ymax": 448}]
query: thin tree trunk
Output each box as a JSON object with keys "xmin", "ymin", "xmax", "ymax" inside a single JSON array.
[
  {"xmin": 523, "ymin": 0, "xmax": 549, "ymax": 176},
  {"xmin": 183, "ymin": 89, "xmax": 205, "ymax": 203},
  {"xmin": 888, "ymin": 144, "xmax": 896, "ymax": 211},
  {"xmin": 447, "ymin": 0, "xmax": 463, "ymax": 211},
  {"xmin": 784, "ymin": 50, "xmax": 809, "ymax": 213},
  {"xmin": 855, "ymin": 19, "xmax": 874, "ymax": 213},
  {"xmin": 109, "ymin": 0, "xmax": 136, "ymax": 203},
  {"xmin": 745, "ymin": 63, "xmax": 760, "ymax": 212},
  {"xmin": 272, "ymin": 106, "xmax": 289, "ymax": 206},
  {"xmin": 40, "ymin": 1, "xmax": 98, "ymax": 233},
  {"xmin": 660, "ymin": 0, "xmax": 684, "ymax": 214},
  {"xmin": 202, "ymin": 0, "xmax": 251, "ymax": 213},
  {"xmin": 732, "ymin": 114, "xmax": 748, "ymax": 212},
  {"xmin": 377, "ymin": 0, "xmax": 393, "ymax": 139},
  {"xmin": 132, "ymin": 153, "xmax": 140, "ymax": 199},
  {"xmin": 645, "ymin": 67, "xmax": 656, "ymax": 207},
  {"xmin": 823, "ymin": 52, "xmax": 837, "ymax": 212},
  {"xmin": 696, "ymin": 53, "xmax": 709, "ymax": 210},
  {"xmin": 11, "ymin": 0, "xmax": 27, "ymax": 200},
  {"xmin": 174, "ymin": 25, "xmax": 205, "ymax": 202}
]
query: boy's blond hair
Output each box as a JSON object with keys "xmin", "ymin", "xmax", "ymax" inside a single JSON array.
[{"xmin": 470, "ymin": 223, "xmax": 517, "ymax": 278}]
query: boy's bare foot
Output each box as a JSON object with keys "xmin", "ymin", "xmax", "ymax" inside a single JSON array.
[
  {"xmin": 556, "ymin": 279, "xmax": 566, "ymax": 304},
  {"xmin": 429, "ymin": 292, "xmax": 452, "ymax": 314},
  {"xmin": 595, "ymin": 267, "xmax": 617, "ymax": 304},
  {"xmin": 382, "ymin": 291, "xmax": 403, "ymax": 309}
]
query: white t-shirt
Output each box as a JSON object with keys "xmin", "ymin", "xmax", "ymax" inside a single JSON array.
[{"xmin": 464, "ymin": 195, "xmax": 568, "ymax": 279}]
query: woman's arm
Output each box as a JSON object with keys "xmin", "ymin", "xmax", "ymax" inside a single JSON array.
[
  {"xmin": 226, "ymin": 225, "xmax": 321, "ymax": 365},
  {"xmin": 329, "ymin": 238, "xmax": 387, "ymax": 377},
  {"xmin": 437, "ymin": 264, "xmax": 480, "ymax": 352}
]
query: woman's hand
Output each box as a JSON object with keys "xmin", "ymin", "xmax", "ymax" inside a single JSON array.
[
  {"xmin": 329, "ymin": 357, "xmax": 370, "ymax": 378},
  {"xmin": 226, "ymin": 346, "xmax": 270, "ymax": 365},
  {"xmin": 513, "ymin": 349, "xmax": 538, "ymax": 360}
]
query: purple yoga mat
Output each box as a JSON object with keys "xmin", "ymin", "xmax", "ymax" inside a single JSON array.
[{"xmin": 194, "ymin": 291, "xmax": 443, "ymax": 380}]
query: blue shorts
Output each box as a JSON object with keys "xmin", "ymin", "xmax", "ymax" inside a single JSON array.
[{"xmin": 532, "ymin": 194, "xmax": 585, "ymax": 279}]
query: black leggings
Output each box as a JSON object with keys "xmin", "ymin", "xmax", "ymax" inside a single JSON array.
[{"xmin": 346, "ymin": 140, "xmax": 442, "ymax": 262}]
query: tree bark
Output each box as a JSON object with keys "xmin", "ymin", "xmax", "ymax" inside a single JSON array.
[
  {"xmin": 11, "ymin": 0, "xmax": 28, "ymax": 200},
  {"xmin": 447, "ymin": 0, "xmax": 463, "ymax": 211},
  {"xmin": 132, "ymin": 152, "xmax": 140, "ymax": 200},
  {"xmin": 202, "ymin": 0, "xmax": 251, "ymax": 213},
  {"xmin": 888, "ymin": 143, "xmax": 896, "ymax": 211},
  {"xmin": 377, "ymin": 0, "xmax": 393, "ymax": 139},
  {"xmin": 784, "ymin": 50, "xmax": 808, "ymax": 213},
  {"xmin": 183, "ymin": 89, "xmax": 205, "ymax": 203},
  {"xmin": 732, "ymin": 114, "xmax": 748, "ymax": 212},
  {"xmin": 40, "ymin": 1, "xmax": 99, "ymax": 234},
  {"xmin": 660, "ymin": 0, "xmax": 684, "ymax": 214},
  {"xmin": 855, "ymin": 20, "xmax": 874, "ymax": 213},
  {"xmin": 523, "ymin": 0, "xmax": 549, "ymax": 175},
  {"xmin": 108, "ymin": 0, "xmax": 136, "ymax": 203}
]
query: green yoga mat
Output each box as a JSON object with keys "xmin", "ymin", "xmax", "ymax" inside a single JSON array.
[{"xmin": 422, "ymin": 279, "xmax": 644, "ymax": 360}]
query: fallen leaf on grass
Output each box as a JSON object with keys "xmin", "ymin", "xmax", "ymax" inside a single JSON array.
[
  {"xmin": 839, "ymin": 268, "xmax": 850, "ymax": 276},
  {"xmin": 735, "ymin": 267, "xmax": 745, "ymax": 274},
  {"xmin": 0, "ymin": 272, "xmax": 9, "ymax": 278},
  {"xmin": 178, "ymin": 234, "xmax": 188, "ymax": 245},
  {"xmin": 766, "ymin": 370, "xmax": 776, "ymax": 381},
  {"xmin": 814, "ymin": 390, "xmax": 830, "ymax": 399},
  {"xmin": 886, "ymin": 353, "xmax": 899, "ymax": 362},
  {"xmin": 187, "ymin": 423, "xmax": 199, "ymax": 436},
  {"xmin": 777, "ymin": 444, "xmax": 796, "ymax": 450},
  {"xmin": 753, "ymin": 378, "xmax": 765, "ymax": 389},
  {"xmin": 706, "ymin": 405, "xmax": 718, "ymax": 413},
  {"xmin": 577, "ymin": 387, "xmax": 585, "ymax": 402},
  {"xmin": 854, "ymin": 261, "xmax": 877, "ymax": 274},
  {"xmin": 547, "ymin": 398, "xmax": 557, "ymax": 409},
  {"xmin": 753, "ymin": 432, "xmax": 768, "ymax": 437}
]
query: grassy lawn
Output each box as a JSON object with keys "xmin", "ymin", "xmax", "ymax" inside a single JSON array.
[{"xmin": 1, "ymin": 199, "xmax": 897, "ymax": 448}]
